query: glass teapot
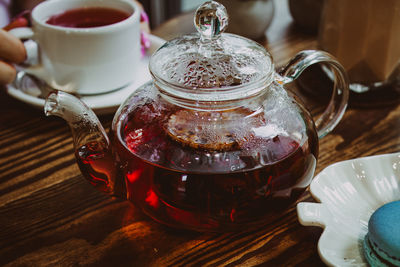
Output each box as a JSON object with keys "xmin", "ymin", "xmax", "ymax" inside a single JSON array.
[{"xmin": 44, "ymin": 1, "xmax": 349, "ymax": 232}]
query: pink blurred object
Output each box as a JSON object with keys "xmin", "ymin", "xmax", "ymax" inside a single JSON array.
[
  {"xmin": 140, "ymin": 10, "xmax": 151, "ymax": 57},
  {"xmin": 141, "ymin": 31, "xmax": 151, "ymax": 57},
  {"xmin": 140, "ymin": 9, "xmax": 149, "ymax": 24},
  {"xmin": 3, "ymin": 10, "xmax": 31, "ymax": 30}
]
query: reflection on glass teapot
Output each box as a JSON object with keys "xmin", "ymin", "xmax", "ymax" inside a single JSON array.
[{"xmin": 44, "ymin": 1, "xmax": 349, "ymax": 232}]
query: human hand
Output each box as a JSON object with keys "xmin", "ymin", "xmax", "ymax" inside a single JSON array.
[{"xmin": 0, "ymin": 29, "xmax": 26, "ymax": 85}]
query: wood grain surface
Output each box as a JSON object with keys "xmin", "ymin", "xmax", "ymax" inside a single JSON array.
[{"xmin": 2, "ymin": 1, "xmax": 400, "ymax": 266}]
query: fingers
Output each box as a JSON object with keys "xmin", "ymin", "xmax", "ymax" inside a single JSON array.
[
  {"xmin": 0, "ymin": 29, "xmax": 26, "ymax": 85},
  {"xmin": 0, "ymin": 29, "xmax": 26, "ymax": 63},
  {"xmin": 0, "ymin": 61, "xmax": 16, "ymax": 85}
]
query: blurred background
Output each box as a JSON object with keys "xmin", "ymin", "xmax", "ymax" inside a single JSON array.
[
  {"xmin": 140, "ymin": 0, "xmax": 204, "ymax": 28},
  {"xmin": 7, "ymin": 0, "xmax": 320, "ymax": 35},
  {"xmin": 5, "ymin": 0, "xmax": 399, "ymax": 105}
]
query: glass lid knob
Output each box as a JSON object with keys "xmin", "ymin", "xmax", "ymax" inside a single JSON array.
[{"xmin": 194, "ymin": 1, "xmax": 228, "ymax": 41}]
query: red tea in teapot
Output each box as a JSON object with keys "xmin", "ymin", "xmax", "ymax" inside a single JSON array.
[
  {"xmin": 75, "ymin": 103, "xmax": 318, "ymax": 231},
  {"xmin": 48, "ymin": 0, "xmax": 347, "ymax": 233}
]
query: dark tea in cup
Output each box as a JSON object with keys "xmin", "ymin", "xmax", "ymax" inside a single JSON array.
[{"xmin": 46, "ymin": 7, "xmax": 130, "ymax": 28}]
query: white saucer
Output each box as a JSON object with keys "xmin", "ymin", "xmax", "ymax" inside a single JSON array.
[
  {"xmin": 297, "ymin": 153, "xmax": 400, "ymax": 266},
  {"xmin": 7, "ymin": 34, "xmax": 166, "ymax": 115}
]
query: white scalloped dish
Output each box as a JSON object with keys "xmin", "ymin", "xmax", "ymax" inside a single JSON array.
[{"xmin": 297, "ymin": 153, "xmax": 400, "ymax": 266}]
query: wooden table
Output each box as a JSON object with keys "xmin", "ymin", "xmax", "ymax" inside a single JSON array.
[{"xmin": 1, "ymin": 1, "xmax": 400, "ymax": 266}]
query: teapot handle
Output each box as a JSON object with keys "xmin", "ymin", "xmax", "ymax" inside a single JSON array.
[{"xmin": 279, "ymin": 50, "xmax": 349, "ymax": 139}]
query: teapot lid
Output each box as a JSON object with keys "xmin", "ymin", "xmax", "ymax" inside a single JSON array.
[{"xmin": 149, "ymin": 1, "xmax": 274, "ymax": 91}]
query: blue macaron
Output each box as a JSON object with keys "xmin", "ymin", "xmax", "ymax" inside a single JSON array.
[{"xmin": 363, "ymin": 200, "xmax": 400, "ymax": 266}]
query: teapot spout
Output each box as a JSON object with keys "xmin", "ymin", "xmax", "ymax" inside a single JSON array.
[
  {"xmin": 44, "ymin": 91, "xmax": 109, "ymax": 150},
  {"xmin": 44, "ymin": 91, "xmax": 124, "ymax": 197}
]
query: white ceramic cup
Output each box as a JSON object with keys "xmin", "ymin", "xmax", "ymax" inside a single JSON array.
[{"xmin": 9, "ymin": 0, "xmax": 141, "ymax": 95}]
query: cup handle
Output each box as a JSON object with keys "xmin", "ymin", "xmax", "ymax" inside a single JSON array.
[
  {"xmin": 8, "ymin": 27, "xmax": 39, "ymax": 66},
  {"xmin": 8, "ymin": 27, "xmax": 50, "ymax": 93},
  {"xmin": 279, "ymin": 50, "xmax": 349, "ymax": 139},
  {"xmin": 8, "ymin": 27, "xmax": 34, "ymax": 39}
]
